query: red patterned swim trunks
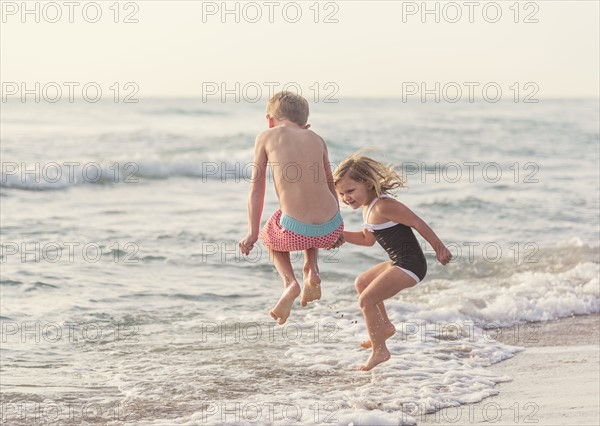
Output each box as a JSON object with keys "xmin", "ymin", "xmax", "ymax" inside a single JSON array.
[{"xmin": 260, "ymin": 209, "xmax": 344, "ymax": 252}]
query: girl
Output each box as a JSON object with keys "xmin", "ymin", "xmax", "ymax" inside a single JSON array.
[{"xmin": 333, "ymin": 153, "xmax": 452, "ymax": 371}]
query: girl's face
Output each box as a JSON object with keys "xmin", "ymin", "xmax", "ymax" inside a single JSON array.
[{"xmin": 335, "ymin": 175, "xmax": 376, "ymax": 210}]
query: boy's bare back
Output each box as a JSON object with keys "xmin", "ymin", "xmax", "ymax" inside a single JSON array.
[
  {"xmin": 240, "ymin": 91, "xmax": 344, "ymax": 324},
  {"xmin": 257, "ymin": 125, "xmax": 338, "ymax": 224}
]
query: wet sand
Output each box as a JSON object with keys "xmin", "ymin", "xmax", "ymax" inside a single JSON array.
[{"xmin": 419, "ymin": 313, "xmax": 600, "ymax": 425}]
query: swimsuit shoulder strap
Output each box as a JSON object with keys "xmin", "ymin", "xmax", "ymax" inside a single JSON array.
[
  {"xmin": 364, "ymin": 197, "xmax": 380, "ymax": 224},
  {"xmin": 364, "ymin": 195, "xmax": 392, "ymax": 224}
]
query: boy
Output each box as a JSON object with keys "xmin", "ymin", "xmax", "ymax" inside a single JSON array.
[{"xmin": 239, "ymin": 91, "xmax": 343, "ymax": 325}]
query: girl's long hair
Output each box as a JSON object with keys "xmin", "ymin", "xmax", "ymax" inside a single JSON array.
[{"xmin": 333, "ymin": 149, "xmax": 405, "ymax": 197}]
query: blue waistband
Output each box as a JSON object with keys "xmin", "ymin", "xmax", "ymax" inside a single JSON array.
[{"xmin": 280, "ymin": 211, "xmax": 343, "ymax": 237}]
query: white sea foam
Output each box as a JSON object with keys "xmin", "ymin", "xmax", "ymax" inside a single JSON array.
[{"xmin": 407, "ymin": 261, "xmax": 599, "ymax": 326}]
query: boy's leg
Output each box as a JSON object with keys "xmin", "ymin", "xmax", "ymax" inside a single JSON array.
[
  {"xmin": 269, "ymin": 249, "xmax": 301, "ymax": 325},
  {"xmin": 357, "ymin": 267, "xmax": 417, "ymax": 371},
  {"xmin": 355, "ymin": 262, "xmax": 397, "ymax": 348},
  {"xmin": 301, "ymin": 248, "xmax": 321, "ymax": 306}
]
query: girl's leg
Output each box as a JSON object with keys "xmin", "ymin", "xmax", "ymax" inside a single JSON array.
[
  {"xmin": 358, "ymin": 267, "xmax": 417, "ymax": 371},
  {"xmin": 269, "ymin": 250, "xmax": 301, "ymax": 325},
  {"xmin": 301, "ymin": 248, "xmax": 321, "ymax": 306},
  {"xmin": 355, "ymin": 262, "xmax": 396, "ymax": 348},
  {"xmin": 360, "ymin": 301, "xmax": 394, "ymax": 348}
]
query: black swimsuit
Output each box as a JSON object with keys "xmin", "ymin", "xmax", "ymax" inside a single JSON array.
[{"xmin": 363, "ymin": 197, "xmax": 427, "ymax": 283}]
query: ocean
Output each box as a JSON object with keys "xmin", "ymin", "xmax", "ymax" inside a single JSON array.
[{"xmin": 1, "ymin": 97, "xmax": 598, "ymax": 425}]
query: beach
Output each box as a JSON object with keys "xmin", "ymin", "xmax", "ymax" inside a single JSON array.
[
  {"xmin": 1, "ymin": 99, "xmax": 598, "ymax": 425},
  {"xmin": 420, "ymin": 313, "xmax": 600, "ymax": 426}
]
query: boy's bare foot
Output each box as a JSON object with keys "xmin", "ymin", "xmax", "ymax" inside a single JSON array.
[
  {"xmin": 270, "ymin": 283, "xmax": 301, "ymax": 325},
  {"xmin": 360, "ymin": 323, "xmax": 396, "ymax": 348},
  {"xmin": 358, "ymin": 348, "xmax": 391, "ymax": 372},
  {"xmin": 300, "ymin": 269, "xmax": 321, "ymax": 307}
]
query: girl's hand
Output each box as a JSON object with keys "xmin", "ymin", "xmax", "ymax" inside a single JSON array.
[
  {"xmin": 326, "ymin": 234, "xmax": 345, "ymax": 250},
  {"xmin": 239, "ymin": 234, "xmax": 258, "ymax": 256},
  {"xmin": 436, "ymin": 245, "xmax": 453, "ymax": 265}
]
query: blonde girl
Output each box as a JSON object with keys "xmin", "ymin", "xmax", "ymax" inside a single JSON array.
[{"xmin": 334, "ymin": 153, "xmax": 452, "ymax": 371}]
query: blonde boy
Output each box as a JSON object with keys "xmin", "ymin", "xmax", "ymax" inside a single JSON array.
[{"xmin": 239, "ymin": 91, "xmax": 343, "ymax": 324}]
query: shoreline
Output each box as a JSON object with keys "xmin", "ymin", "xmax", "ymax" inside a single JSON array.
[{"xmin": 419, "ymin": 313, "xmax": 600, "ymax": 425}]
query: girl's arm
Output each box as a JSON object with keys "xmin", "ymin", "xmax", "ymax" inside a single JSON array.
[
  {"xmin": 379, "ymin": 199, "xmax": 452, "ymax": 265},
  {"xmin": 240, "ymin": 135, "xmax": 267, "ymax": 255},
  {"xmin": 343, "ymin": 229, "xmax": 376, "ymax": 247}
]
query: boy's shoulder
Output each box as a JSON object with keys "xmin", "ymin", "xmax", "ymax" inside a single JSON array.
[
  {"xmin": 257, "ymin": 127, "xmax": 326, "ymax": 145},
  {"xmin": 256, "ymin": 126, "xmax": 283, "ymax": 139},
  {"xmin": 255, "ymin": 128, "xmax": 276, "ymax": 146}
]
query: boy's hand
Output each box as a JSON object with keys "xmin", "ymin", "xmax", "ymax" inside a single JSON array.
[
  {"xmin": 239, "ymin": 234, "xmax": 258, "ymax": 256},
  {"xmin": 436, "ymin": 245, "xmax": 453, "ymax": 265},
  {"xmin": 326, "ymin": 234, "xmax": 345, "ymax": 250}
]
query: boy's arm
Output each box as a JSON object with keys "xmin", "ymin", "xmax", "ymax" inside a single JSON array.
[
  {"xmin": 321, "ymin": 140, "xmax": 338, "ymax": 205},
  {"xmin": 379, "ymin": 200, "xmax": 452, "ymax": 265},
  {"xmin": 240, "ymin": 135, "xmax": 268, "ymax": 255}
]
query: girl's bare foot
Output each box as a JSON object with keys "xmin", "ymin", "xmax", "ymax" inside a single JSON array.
[
  {"xmin": 358, "ymin": 348, "xmax": 391, "ymax": 371},
  {"xmin": 270, "ymin": 283, "xmax": 301, "ymax": 324},
  {"xmin": 360, "ymin": 323, "xmax": 396, "ymax": 348},
  {"xmin": 300, "ymin": 268, "xmax": 321, "ymax": 307}
]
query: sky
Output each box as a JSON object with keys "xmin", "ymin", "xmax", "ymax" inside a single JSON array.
[{"xmin": 1, "ymin": 0, "xmax": 599, "ymax": 99}]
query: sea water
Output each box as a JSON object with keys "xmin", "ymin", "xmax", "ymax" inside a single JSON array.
[{"xmin": 1, "ymin": 98, "xmax": 598, "ymax": 425}]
